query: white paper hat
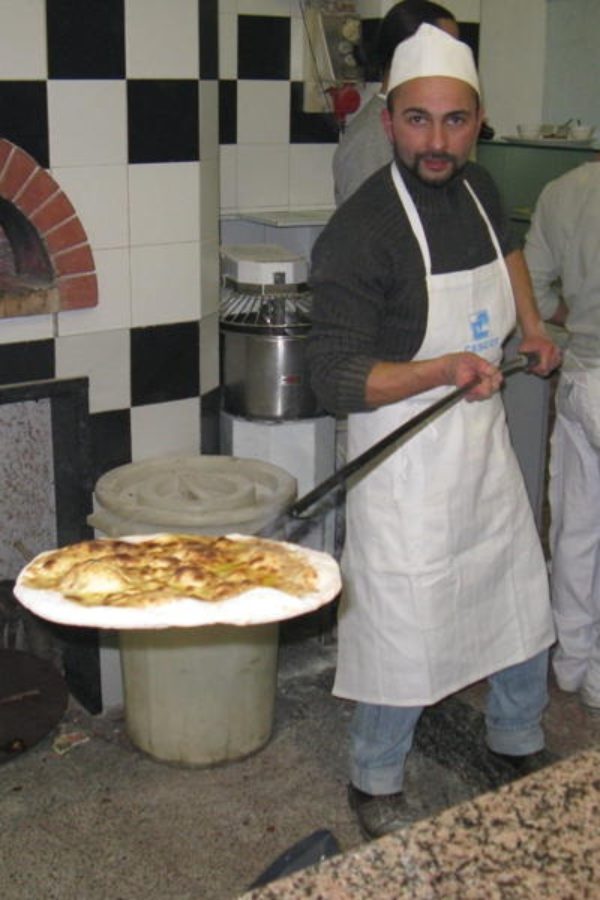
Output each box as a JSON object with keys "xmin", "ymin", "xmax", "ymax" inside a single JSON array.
[{"xmin": 387, "ymin": 23, "xmax": 480, "ymax": 96}]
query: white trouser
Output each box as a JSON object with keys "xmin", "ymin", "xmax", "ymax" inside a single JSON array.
[{"xmin": 550, "ymin": 371, "xmax": 600, "ymax": 700}]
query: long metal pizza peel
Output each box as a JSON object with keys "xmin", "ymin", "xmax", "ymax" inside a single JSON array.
[{"xmin": 259, "ymin": 351, "xmax": 541, "ymax": 541}]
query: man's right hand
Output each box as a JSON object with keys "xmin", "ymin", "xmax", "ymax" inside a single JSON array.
[{"xmin": 443, "ymin": 352, "xmax": 503, "ymax": 402}]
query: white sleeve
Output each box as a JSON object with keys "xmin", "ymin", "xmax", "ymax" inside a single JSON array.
[{"xmin": 524, "ymin": 185, "xmax": 564, "ymax": 320}]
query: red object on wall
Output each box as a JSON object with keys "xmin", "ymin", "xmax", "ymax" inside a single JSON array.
[{"xmin": 327, "ymin": 84, "xmax": 361, "ymax": 126}]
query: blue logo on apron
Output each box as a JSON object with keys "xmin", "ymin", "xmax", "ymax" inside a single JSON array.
[
  {"xmin": 465, "ymin": 309, "xmax": 500, "ymax": 354},
  {"xmin": 469, "ymin": 310, "xmax": 490, "ymax": 340}
]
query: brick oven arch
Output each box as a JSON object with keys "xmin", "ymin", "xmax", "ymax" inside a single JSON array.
[{"xmin": 0, "ymin": 138, "xmax": 98, "ymax": 315}]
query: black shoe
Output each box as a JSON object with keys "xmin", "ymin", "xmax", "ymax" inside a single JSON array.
[
  {"xmin": 347, "ymin": 783, "xmax": 413, "ymax": 841},
  {"xmin": 487, "ymin": 747, "xmax": 557, "ymax": 778}
]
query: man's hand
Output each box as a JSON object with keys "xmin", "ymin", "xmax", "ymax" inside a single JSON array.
[
  {"xmin": 443, "ymin": 352, "xmax": 503, "ymax": 402},
  {"xmin": 518, "ymin": 333, "xmax": 562, "ymax": 377}
]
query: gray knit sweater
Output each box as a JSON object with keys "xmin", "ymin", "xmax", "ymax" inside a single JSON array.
[{"xmin": 307, "ymin": 160, "xmax": 518, "ymax": 414}]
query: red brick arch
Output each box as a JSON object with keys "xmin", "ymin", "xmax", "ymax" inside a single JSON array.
[{"xmin": 0, "ymin": 138, "xmax": 98, "ymax": 310}]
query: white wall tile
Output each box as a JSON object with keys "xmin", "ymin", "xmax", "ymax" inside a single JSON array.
[
  {"xmin": 47, "ymin": 81, "xmax": 127, "ymax": 167},
  {"xmin": 130, "ymin": 242, "xmax": 201, "ymax": 327},
  {"xmin": 200, "ymin": 237, "xmax": 220, "ymax": 318},
  {"xmin": 55, "ymin": 329, "xmax": 131, "ymax": 413},
  {"xmin": 128, "ymin": 162, "xmax": 200, "ymax": 245},
  {"xmin": 290, "ymin": 15, "xmax": 304, "ymax": 80},
  {"xmin": 0, "ymin": 313, "xmax": 54, "ymax": 344},
  {"xmin": 200, "ymin": 311, "xmax": 220, "ymax": 395},
  {"xmin": 200, "ymin": 157, "xmax": 221, "ymax": 243},
  {"xmin": 238, "ymin": 0, "xmax": 291, "ymax": 14},
  {"xmin": 236, "ymin": 145, "xmax": 289, "ymax": 209},
  {"xmin": 237, "ymin": 81, "xmax": 291, "ymax": 144},
  {"xmin": 57, "ymin": 248, "xmax": 132, "ymax": 336},
  {"xmin": 50, "ymin": 165, "xmax": 129, "ymax": 251},
  {"xmin": 289, "ymin": 144, "xmax": 335, "ymax": 208},
  {"xmin": 446, "ymin": 0, "xmax": 481, "ymax": 22},
  {"xmin": 0, "ymin": 0, "xmax": 47, "ymax": 78},
  {"xmin": 219, "ymin": 14, "xmax": 238, "ymax": 79},
  {"xmin": 125, "ymin": 0, "xmax": 199, "ymax": 78},
  {"xmin": 130, "ymin": 398, "xmax": 200, "ymax": 460},
  {"xmin": 219, "ymin": 146, "xmax": 238, "ymax": 211}
]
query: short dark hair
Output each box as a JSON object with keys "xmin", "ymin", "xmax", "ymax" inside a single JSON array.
[{"xmin": 376, "ymin": 0, "xmax": 457, "ymax": 76}]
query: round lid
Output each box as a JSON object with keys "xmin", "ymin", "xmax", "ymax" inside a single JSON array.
[{"xmin": 92, "ymin": 456, "xmax": 297, "ymax": 531}]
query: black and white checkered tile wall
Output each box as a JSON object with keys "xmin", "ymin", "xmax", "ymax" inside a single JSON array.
[
  {"xmin": 0, "ymin": 0, "xmax": 480, "ymax": 485},
  {"xmin": 218, "ymin": 2, "xmax": 479, "ymax": 211},
  {"xmin": 0, "ymin": 0, "xmax": 220, "ymax": 484}
]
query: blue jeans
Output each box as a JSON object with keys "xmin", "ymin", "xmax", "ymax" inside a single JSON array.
[{"xmin": 349, "ymin": 649, "xmax": 549, "ymax": 795}]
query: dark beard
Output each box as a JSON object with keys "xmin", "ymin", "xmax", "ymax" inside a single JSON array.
[{"xmin": 394, "ymin": 149, "xmax": 465, "ymax": 187}]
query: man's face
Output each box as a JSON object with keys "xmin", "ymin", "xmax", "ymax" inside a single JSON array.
[{"xmin": 382, "ymin": 76, "xmax": 483, "ymax": 186}]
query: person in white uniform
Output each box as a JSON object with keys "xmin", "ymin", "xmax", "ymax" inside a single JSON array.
[
  {"xmin": 333, "ymin": 0, "xmax": 458, "ymax": 207},
  {"xmin": 525, "ymin": 156, "xmax": 600, "ymax": 712},
  {"xmin": 308, "ymin": 24, "xmax": 561, "ymax": 840}
]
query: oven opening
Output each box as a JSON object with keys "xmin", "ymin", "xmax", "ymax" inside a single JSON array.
[{"xmin": 0, "ymin": 197, "xmax": 59, "ymax": 315}]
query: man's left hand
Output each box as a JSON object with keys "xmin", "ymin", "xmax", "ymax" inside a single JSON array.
[{"xmin": 518, "ymin": 335, "xmax": 562, "ymax": 377}]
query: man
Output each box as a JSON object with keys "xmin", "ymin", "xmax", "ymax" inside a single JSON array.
[
  {"xmin": 525, "ymin": 156, "xmax": 600, "ymax": 713},
  {"xmin": 308, "ymin": 24, "xmax": 561, "ymax": 841},
  {"xmin": 333, "ymin": 0, "xmax": 458, "ymax": 207}
]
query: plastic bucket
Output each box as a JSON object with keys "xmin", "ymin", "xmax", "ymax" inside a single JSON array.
[{"xmin": 88, "ymin": 455, "xmax": 296, "ymax": 765}]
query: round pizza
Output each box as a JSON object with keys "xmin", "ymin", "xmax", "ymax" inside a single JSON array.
[{"xmin": 18, "ymin": 534, "xmax": 318, "ymax": 607}]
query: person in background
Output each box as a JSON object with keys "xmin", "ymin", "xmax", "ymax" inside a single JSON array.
[
  {"xmin": 525, "ymin": 155, "xmax": 600, "ymax": 713},
  {"xmin": 308, "ymin": 24, "xmax": 561, "ymax": 841},
  {"xmin": 333, "ymin": 0, "xmax": 458, "ymax": 207}
]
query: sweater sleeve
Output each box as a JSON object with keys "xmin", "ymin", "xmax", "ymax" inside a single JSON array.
[
  {"xmin": 308, "ymin": 170, "xmax": 422, "ymax": 415},
  {"xmin": 307, "ymin": 219, "xmax": 383, "ymax": 414},
  {"xmin": 523, "ymin": 182, "xmax": 563, "ymax": 320}
]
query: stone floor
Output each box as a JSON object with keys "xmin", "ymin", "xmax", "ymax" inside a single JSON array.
[{"xmin": 1, "ymin": 618, "xmax": 600, "ymax": 900}]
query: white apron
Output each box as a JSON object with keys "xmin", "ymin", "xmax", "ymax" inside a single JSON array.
[{"xmin": 333, "ymin": 163, "xmax": 555, "ymax": 706}]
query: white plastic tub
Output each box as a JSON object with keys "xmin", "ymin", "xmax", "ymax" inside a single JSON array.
[{"xmin": 88, "ymin": 455, "xmax": 297, "ymax": 765}]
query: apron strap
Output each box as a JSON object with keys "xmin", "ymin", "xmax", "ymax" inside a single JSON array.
[
  {"xmin": 390, "ymin": 162, "xmax": 512, "ymax": 295},
  {"xmin": 391, "ymin": 162, "xmax": 432, "ymax": 274}
]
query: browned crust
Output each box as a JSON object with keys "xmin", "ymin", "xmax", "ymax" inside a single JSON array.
[{"xmin": 21, "ymin": 535, "xmax": 317, "ymax": 607}]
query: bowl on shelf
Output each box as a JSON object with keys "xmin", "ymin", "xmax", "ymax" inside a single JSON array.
[
  {"xmin": 540, "ymin": 123, "xmax": 570, "ymax": 138},
  {"xmin": 516, "ymin": 123, "xmax": 541, "ymax": 139},
  {"xmin": 569, "ymin": 124, "xmax": 595, "ymax": 141}
]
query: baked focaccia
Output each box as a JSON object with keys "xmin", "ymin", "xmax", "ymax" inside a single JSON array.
[{"xmin": 20, "ymin": 534, "xmax": 317, "ymax": 607}]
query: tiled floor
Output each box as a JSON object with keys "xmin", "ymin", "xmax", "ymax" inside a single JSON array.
[{"xmin": 2, "ymin": 617, "xmax": 600, "ymax": 900}]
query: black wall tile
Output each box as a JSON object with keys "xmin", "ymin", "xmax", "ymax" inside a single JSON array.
[
  {"xmin": 47, "ymin": 0, "xmax": 125, "ymax": 79},
  {"xmin": 88, "ymin": 408, "xmax": 132, "ymax": 484},
  {"xmin": 359, "ymin": 18, "xmax": 383, "ymax": 83},
  {"xmin": 290, "ymin": 82, "xmax": 339, "ymax": 144},
  {"xmin": 0, "ymin": 339, "xmax": 55, "ymax": 385},
  {"xmin": 460, "ymin": 23, "xmax": 480, "ymax": 64},
  {"xmin": 238, "ymin": 15, "xmax": 290, "ymax": 80},
  {"xmin": 127, "ymin": 79, "xmax": 200, "ymax": 163},
  {"xmin": 0, "ymin": 82, "xmax": 49, "ymax": 167},
  {"xmin": 219, "ymin": 80, "xmax": 237, "ymax": 145},
  {"xmin": 200, "ymin": 386, "xmax": 222, "ymax": 454},
  {"xmin": 131, "ymin": 322, "xmax": 199, "ymax": 406},
  {"xmin": 199, "ymin": 0, "xmax": 219, "ymax": 80}
]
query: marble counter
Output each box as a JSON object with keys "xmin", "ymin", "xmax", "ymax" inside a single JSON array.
[{"xmin": 240, "ymin": 748, "xmax": 600, "ymax": 899}]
